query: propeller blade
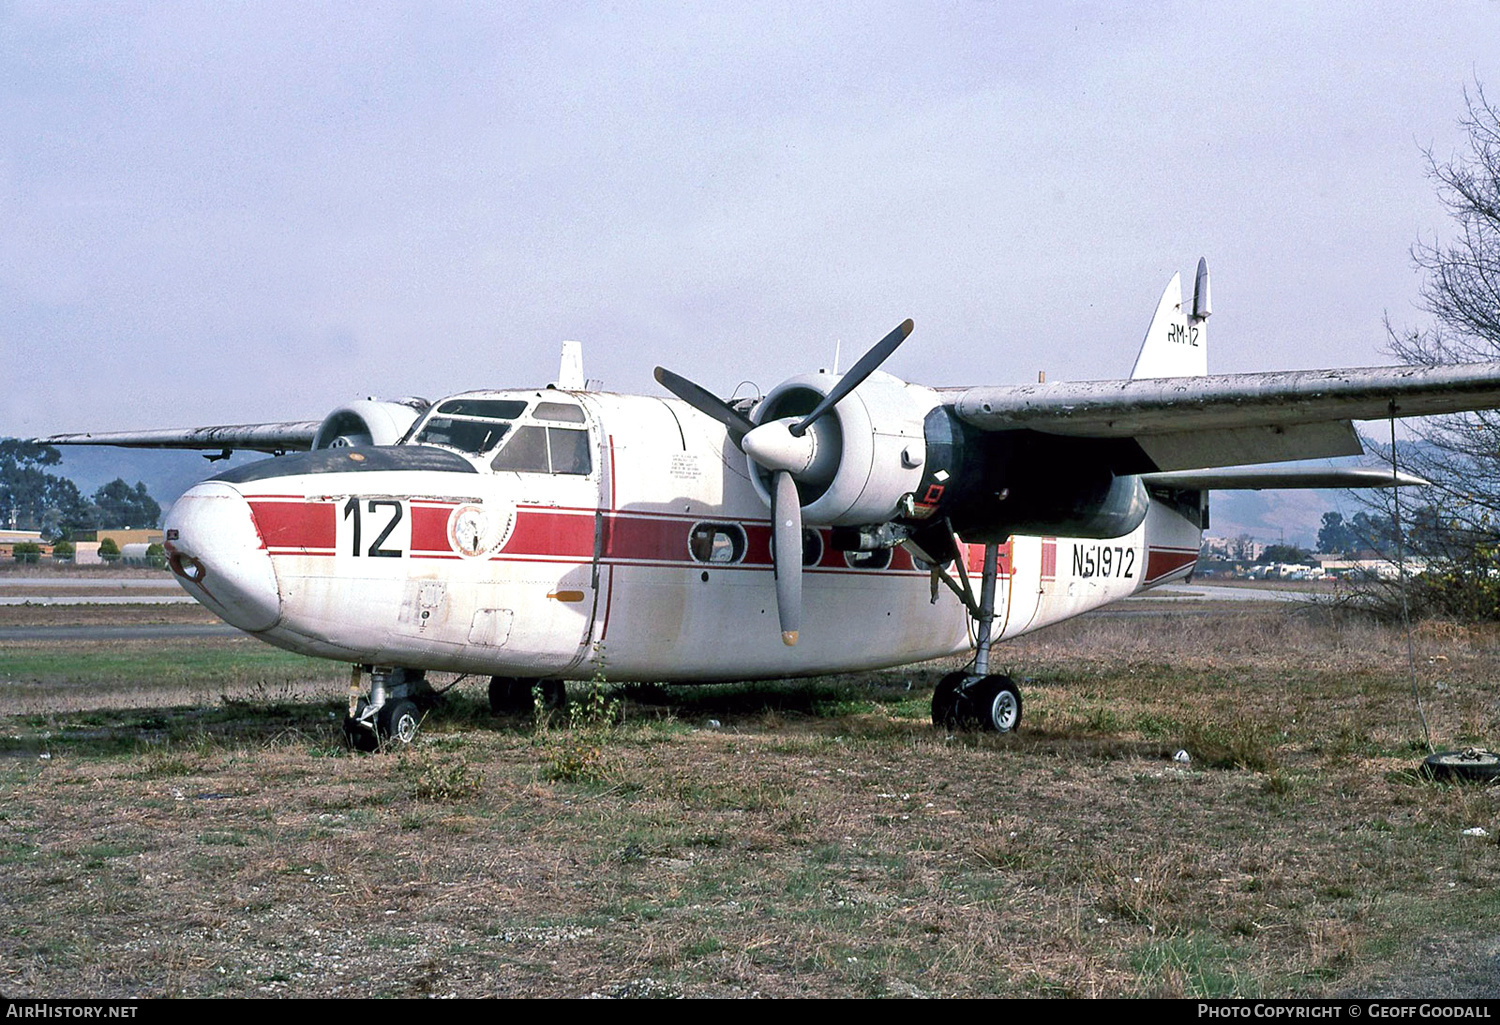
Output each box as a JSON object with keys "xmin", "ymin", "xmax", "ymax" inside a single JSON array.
[
  {"xmin": 772, "ymin": 470, "xmax": 802, "ymax": 646},
  {"xmin": 653, "ymin": 367, "xmax": 756, "ymax": 443},
  {"xmin": 792, "ymin": 319, "xmax": 913, "ymax": 437}
]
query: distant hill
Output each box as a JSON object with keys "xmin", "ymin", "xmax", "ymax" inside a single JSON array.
[{"xmin": 1208, "ymin": 488, "xmax": 1355, "ymax": 549}]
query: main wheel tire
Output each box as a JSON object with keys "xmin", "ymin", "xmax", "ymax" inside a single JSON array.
[
  {"xmin": 342, "ymin": 714, "xmax": 378, "ymax": 753},
  {"xmin": 377, "ymin": 698, "xmax": 421, "ymax": 746},
  {"xmin": 536, "ymin": 679, "xmax": 567, "ymax": 711},
  {"xmin": 1423, "ymin": 748, "xmax": 1500, "ymax": 783},
  {"xmin": 975, "ymin": 675, "xmax": 1022, "ymax": 733},
  {"xmin": 489, "ymin": 676, "xmax": 532, "ymax": 715},
  {"xmin": 488, "ymin": 678, "xmax": 567, "ymax": 714},
  {"xmin": 931, "ymin": 672, "xmax": 969, "ymax": 728}
]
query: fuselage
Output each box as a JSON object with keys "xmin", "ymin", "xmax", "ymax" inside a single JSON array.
[{"xmin": 162, "ymin": 388, "xmax": 1203, "ymax": 682}]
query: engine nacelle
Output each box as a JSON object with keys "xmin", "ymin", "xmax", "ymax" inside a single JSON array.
[
  {"xmin": 312, "ymin": 397, "xmax": 430, "ymax": 450},
  {"xmin": 749, "ymin": 370, "xmax": 942, "ymax": 526}
]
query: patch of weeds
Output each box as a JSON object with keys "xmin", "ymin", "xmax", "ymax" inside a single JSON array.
[
  {"xmin": 79, "ymin": 842, "xmax": 140, "ymax": 869},
  {"xmin": 406, "ymin": 753, "xmax": 484, "ymax": 803},
  {"xmin": 543, "ymin": 651, "xmax": 620, "ymax": 784},
  {"xmin": 1132, "ymin": 932, "xmax": 1259, "ymax": 997},
  {"xmin": 884, "ymin": 695, "xmax": 932, "ymax": 720},
  {"xmin": 812, "ymin": 698, "xmax": 876, "ymax": 718},
  {"xmin": 1134, "ymin": 711, "xmax": 1185, "ymax": 738},
  {"xmin": 1180, "ymin": 718, "xmax": 1278, "ymax": 772},
  {"xmin": 681, "ymin": 936, "xmax": 723, "ymax": 958},
  {"xmin": 1262, "ymin": 768, "xmax": 1296, "ymax": 796},
  {"xmin": 133, "ymin": 749, "xmax": 199, "ymax": 779},
  {"xmin": 198, "ymin": 831, "xmax": 250, "ymax": 847},
  {"xmin": 1081, "ymin": 705, "xmax": 1126, "ymax": 734}
]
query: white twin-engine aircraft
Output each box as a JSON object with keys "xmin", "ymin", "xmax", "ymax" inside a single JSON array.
[{"xmin": 44, "ymin": 260, "xmax": 1500, "ymax": 749}]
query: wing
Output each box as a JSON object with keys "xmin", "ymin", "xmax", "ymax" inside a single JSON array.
[
  {"xmin": 39, "ymin": 422, "xmax": 320, "ymax": 454},
  {"xmin": 946, "ymin": 363, "xmax": 1500, "ymax": 471}
]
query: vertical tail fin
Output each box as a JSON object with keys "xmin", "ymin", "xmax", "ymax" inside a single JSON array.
[{"xmin": 1129, "ymin": 258, "xmax": 1210, "ymax": 379}]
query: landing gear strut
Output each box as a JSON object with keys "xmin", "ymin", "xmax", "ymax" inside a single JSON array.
[
  {"xmin": 929, "ymin": 541, "xmax": 1024, "ymax": 733},
  {"xmin": 343, "ymin": 666, "xmax": 435, "ymax": 751}
]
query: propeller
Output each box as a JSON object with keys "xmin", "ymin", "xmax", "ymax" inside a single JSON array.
[
  {"xmin": 791, "ymin": 319, "xmax": 912, "ymax": 437},
  {"xmin": 771, "ymin": 470, "xmax": 802, "ymax": 646},
  {"xmin": 652, "ymin": 368, "xmax": 755, "ymax": 442},
  {"xmin": 654, "ymin": 320, "xmax": 914, "ymax": 645}
]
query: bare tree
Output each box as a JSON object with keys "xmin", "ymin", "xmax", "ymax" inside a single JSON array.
[{"xmin": 1371, "ymin": 86, "xmax": 1500, "ymax": 618}]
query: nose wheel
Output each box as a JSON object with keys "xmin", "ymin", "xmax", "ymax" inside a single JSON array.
[{"xmin": 343, "ymin": 666, "xmax": 432, "ymax": 751}]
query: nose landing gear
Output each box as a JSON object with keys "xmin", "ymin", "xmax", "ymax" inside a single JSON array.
[{"xmin": 343, "ymin": 666, "xmax": 435, "ymax": 751}]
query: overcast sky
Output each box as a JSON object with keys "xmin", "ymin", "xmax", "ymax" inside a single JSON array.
[{"xmin": 3, "ymin": 2, "xmax": 1497, "ymax": 438}]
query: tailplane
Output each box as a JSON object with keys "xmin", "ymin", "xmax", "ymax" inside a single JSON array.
[{"xmin": 1129, "ymin": 257, "xmax": 1210, "ymax": 379}]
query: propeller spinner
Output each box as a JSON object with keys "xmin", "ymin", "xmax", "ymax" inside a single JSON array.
[{"xmin": 654, "ymin": 319, "xmax": 914, "ymax": 645}]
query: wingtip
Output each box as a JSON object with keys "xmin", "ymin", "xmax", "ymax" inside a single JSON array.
[{"xmin": 781, "ymin": 630, "xmax": 799, "ymax": 647}]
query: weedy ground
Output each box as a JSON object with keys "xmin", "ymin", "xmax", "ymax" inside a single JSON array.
[{"xmin": 1, "ymin": 602, "xmax": 1498, "ymax": 998}]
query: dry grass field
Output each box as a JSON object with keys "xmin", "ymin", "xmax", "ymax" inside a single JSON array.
[{"xmin": 2, "ymin": 599, "xmax": 1498, "ymax": 998}]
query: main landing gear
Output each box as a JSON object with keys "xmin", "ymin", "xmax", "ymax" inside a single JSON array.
[
  {"xmin": 920, "ymin": 539, "xmax": 1024, "ymax": 734},
  {"xmin": 343, "ymin": 666, "xmax": 438, "ymax": 752},
  {"xmin": 487, "ymin": 676, "xmax": 567, "ymax": 715}
]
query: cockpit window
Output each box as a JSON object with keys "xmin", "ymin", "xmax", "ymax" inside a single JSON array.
[
  {"xmin": 490, "ymin": 426, "xmax": 593, "ymax": 475},
  {"xmin": 436, "ymin": 399, "xmax": 528, "ymax": 419},
  {"xmin": 491, "ymin": 426, "xmax": 550, "ymax": 472},
  {"xmin": 533, "ymin": 401, "xmax": 587, "ymax": 424},
  {"xmin": 413, "ymin": 398, "xmax": 528, "ymax": 455},
  {"xmin": 548, "ymin": 428, "xmax": 592, "ymax": 474},
  {"xmin": 414, "ymin": 417, "xmax": 511, "ymax": 455}
]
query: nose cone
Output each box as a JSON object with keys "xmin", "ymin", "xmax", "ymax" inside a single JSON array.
[
  {"xmin": 743, "ymin": 417, "xmax": 817, "ymax": 475},
  {"xmin": 164, "ymin": 482, "xmax": 282, "ymax": 632}
]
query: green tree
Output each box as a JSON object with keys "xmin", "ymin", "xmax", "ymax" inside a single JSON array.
[
  {"xmin": 98, "ymin": 537, "xmax": 121, "ymax": 562},
  {"xmin": 1258, "ymin": 544, "xmax": 1312, "ymax": 565},
  {"xmin": 91, "ymin": 479, "xmax": 161, "ymax": 529},
  {"xmin": 0, "ymin": 440, "xmax": 88, "ymax": 535},
  {"xmin": 12, "ymin": 541, "xmax": 42, "ymax": 564},
  {"xmin": 51, "ymin": 540, "xmax": 75, "ymax": 561}
]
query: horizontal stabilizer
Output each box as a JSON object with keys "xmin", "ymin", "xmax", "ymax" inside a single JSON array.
[
  {"xmin": 38, "ymin": 423, "xmax": 320, "ymax": 454},
  {"xmin": 1142, "ymin": 465, "xmax": 1428, "ymax": 490}
]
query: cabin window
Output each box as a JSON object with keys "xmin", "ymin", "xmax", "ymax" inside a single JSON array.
[
  {"xmin": 844, "ymin": 548, "xmax": 893, "ymax": 570},
  {"xmin": 491, "ymin": 425, "xmax": 593, "ymax": 475},
  {"xmin": 688, "ymin": 523, "xmax": 747, "ymax": 565},
  {"xmin": 775, "ymin": 528, "xmax": 824, "ymax": 567},
  {"xmin": 533, "ymin": 401, "xmax": 587, "ymax": 424}
]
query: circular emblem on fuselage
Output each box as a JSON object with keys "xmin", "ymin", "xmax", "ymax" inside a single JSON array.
[{"xmin": 447, "ymin": 500, "xmax": 516, "ymax": 558}]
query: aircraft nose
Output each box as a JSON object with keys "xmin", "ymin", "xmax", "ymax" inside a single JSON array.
[{"xmin": 164, "ymin": 482, "xmax": 282, "ymax": 632}]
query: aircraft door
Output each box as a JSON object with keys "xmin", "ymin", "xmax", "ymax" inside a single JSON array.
[{"xmin": 483, "ymin": 397, "xmax": 606, "ymax": 673}]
